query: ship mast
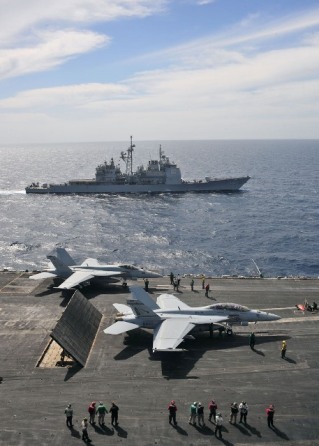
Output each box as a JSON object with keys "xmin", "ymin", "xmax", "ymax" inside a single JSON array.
[
  {"xmin": 121, "ymin": 136, "xmax": 135, "ymax": 175},
  {"xmin": 129, "ymin": 135, "xmax": 135, "ymax": 175}
]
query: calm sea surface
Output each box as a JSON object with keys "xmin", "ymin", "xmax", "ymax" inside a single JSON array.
[{"xmin": 0, "ymin": 139, "xmax": 318, "ymax": 278}]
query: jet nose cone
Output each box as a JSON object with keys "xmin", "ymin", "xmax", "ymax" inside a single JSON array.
[
  {"xmin": 257, "ymin": 310, "xmax": 281, "ymax": 321},
  {"xmin": 268, "ymin": 312, "xmax": 281, "ymax": 321}
]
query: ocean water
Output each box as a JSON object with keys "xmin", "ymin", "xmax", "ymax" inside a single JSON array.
[{"xmin": 0, "ymin": 139, "xmax": 318, "ymax": 278}]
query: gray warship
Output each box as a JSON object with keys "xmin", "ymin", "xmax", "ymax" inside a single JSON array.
[{"xmin": 25, "ymin": 137, "xmax": 250, "ymax": 194}]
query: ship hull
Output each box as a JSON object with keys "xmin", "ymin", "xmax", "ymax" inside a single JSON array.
[{"xmin": 25, "ymin": 176, "xmax": 250, "ymax": 194}]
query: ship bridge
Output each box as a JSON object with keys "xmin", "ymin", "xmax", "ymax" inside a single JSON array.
[{"xmin": 95, "ymin": 158, "xmax": 123, "ymax": 182}]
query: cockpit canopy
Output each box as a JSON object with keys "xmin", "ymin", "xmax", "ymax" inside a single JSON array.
[
  {"xmin": 120, "ymin": 265, "xmax": 140, "ymax": 271},
  {"xmin": 206, "ymin": 303, "xmax": 250, "ymax": 312}
]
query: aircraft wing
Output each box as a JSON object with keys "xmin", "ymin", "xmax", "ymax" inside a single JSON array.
[
  {"xmin": 152, "ymin": 319, "xmax": 195, "ymax": 351},
  {"xmin": 77, "ymin": 269, "xmax": 123, "ymax": 277},
  {"xmin": 156, "ymin": 293, "xmax": 190, "ymax": 310},
  {"xmin": 113, "ymin": 303, "xmax": 133, "ymax": 315},
  {"xmin": 130, "ymin": 285, "xmax": 159, "ymax": 310},
  {"xmin": 56, "ymin": 271, "xmax": 95, "ymax": 289},
  {"xmin": 29, "ymin": 272, "xmax": 58, "ymax": 280},
  {"xmin": 187, "ymin": 315, "xmax": 232, "ymax": 324},
  {"xmin": 104, "ymin": 321, "xmax": 140, "ymax": 335}
]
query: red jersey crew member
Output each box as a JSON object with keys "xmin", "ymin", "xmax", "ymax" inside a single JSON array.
[{"xmin": 168, "ymin": 400, "xmax": 177, "ymax": 426}]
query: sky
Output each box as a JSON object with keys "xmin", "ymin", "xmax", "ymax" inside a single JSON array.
[{"xmin": 0, "ymin": 0, "xmax": 319, "ymax": 143}]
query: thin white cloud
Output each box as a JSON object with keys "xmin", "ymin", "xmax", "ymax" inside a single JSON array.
[
  {"xmin": 134, "ymin": 7, "xmax": 319, "ymax": 69},
  {"xmin": 239, "ymin": 13, "xmax": 261, "ymax": 28},
  {"xmin": 196, "ymin": 0, "xmax": 216, "ymax": 5},
  {"xmin": 0, "ymin": 0, "xmax": 168, "ymax": 45},
  {"xmin": 0, "ymin": 83, "xmax": 130, "ymax": 109},
  {"xmin": 0, "ymin": 30, "xmax": 108, "ymax": 80}
]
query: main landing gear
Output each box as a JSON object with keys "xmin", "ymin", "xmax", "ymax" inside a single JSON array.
[
  {"xmin": 209, "ymin": 324, "xmax": 233, "ymax": 337},
  {"xmin": 226, "ymin": 326, "xmax": 233, "ymax": 336}
]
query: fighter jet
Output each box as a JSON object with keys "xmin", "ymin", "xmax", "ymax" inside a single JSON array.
[
  {"xmin": 104, "ymin": 286, "xmax": 281, "ymax": 352},
  {"xmin": 29, "ymin": 248, "xmax": 162, "ymax": 290}
]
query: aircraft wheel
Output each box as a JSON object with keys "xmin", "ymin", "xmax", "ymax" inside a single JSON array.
[{"xmin": 226, "ymin": 328, "xmax": 233, "ymax": 336}]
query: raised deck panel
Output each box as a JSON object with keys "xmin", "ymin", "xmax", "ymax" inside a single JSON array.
[{"xmin": 50, "ymin": 290, "xmax": 102, "ymax": 366}]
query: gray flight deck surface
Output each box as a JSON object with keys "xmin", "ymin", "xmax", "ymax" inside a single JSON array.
[{"xmin": 0, "ymin": 272, "xmax": 319, "ymax": 446}]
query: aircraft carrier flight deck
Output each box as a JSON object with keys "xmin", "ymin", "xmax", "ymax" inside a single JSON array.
[{"xmin": 0, "ymin": 271, "xmax": 318, "ymax": 446}]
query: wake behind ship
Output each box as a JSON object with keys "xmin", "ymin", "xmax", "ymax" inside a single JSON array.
[{"xmin": 25, "ymin": 138, "xmax": 250, "ymax": 195}]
